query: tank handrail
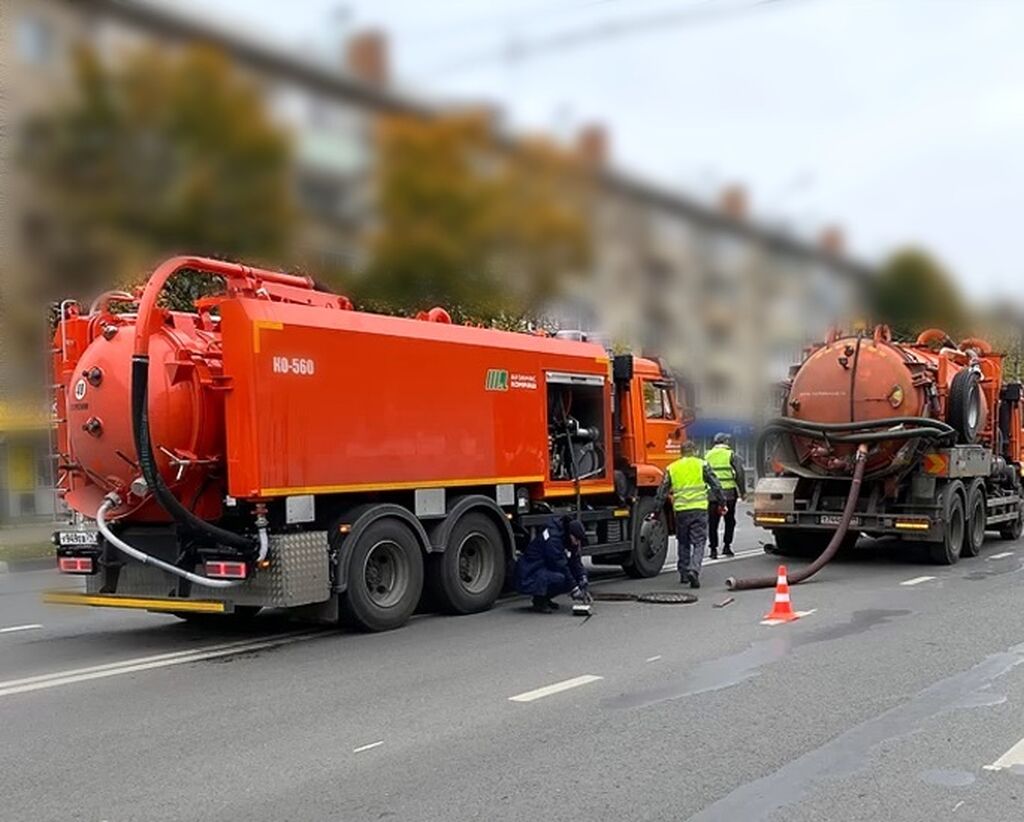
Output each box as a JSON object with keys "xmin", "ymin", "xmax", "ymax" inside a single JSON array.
[{"xmin": 133, "ymin": 256, "xmax": 313, "ymax": 357}]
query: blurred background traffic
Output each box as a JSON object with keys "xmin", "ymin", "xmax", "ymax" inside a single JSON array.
[{"xmin": 1, "ymin": 0, "xmax": 1022, "ymax": 526}]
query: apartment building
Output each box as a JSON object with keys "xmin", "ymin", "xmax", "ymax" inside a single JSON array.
[{"xmin": 0, "ymin": 0, "xmax": 870, "ymax": 519}]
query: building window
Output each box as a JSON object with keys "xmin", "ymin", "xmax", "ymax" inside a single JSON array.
[{"xmin": 17, "ymin": 16, "xmax": 54, "ymax": 65}]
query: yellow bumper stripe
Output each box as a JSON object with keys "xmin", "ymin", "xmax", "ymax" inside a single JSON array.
[{"xmin": 43, "ymin": 591, "xmax": 226, "ymax": 614}]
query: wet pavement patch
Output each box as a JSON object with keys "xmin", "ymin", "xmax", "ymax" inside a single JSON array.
[{"xmin": 606, "ymin": 609, "xmax": 910, "ymax": 710}]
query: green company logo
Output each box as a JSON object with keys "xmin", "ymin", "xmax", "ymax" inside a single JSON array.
[{"xmin": 485, "ymin": 369, "xmax": 509, "ymax": 391}]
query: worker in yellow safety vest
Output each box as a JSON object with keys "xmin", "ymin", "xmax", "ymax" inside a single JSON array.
[
  {"xmin": 653, "ymin": 440, "xmax": 724, "ymax": 589},
  {"xmin": 705, "ymin": 432, "xmax": 747, "ymax": 559}
]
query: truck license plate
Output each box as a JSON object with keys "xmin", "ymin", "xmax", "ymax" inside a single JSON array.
[
  {"xmin": 58, "ymin": 530, "xmax": 99, "ymax": 547},
  {"xmin": 819, "ymin": 515, "xmax": 860, "ymax": 527}
]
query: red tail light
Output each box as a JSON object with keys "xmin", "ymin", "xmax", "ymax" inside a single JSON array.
[
  {"xmin": 205, "ymin": 560, "xmax": 248, "ymax": 579},
  {"xmin": 58, "ymin": 556, "xmax": 94, "ymax": 574}
]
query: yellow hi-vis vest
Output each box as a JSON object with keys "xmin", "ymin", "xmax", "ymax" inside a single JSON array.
[
  {"xmin": 706, "ymin": 444, "xmax": 737, "ymax": 490},
  {"xmin": 667, "ymin": 456, "xmax": 708, "ymax": 512}
]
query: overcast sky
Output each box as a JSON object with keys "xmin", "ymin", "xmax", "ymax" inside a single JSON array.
[{"xmin": 176, "ymin": 0, "xmax": 1024, "ymax": 306}]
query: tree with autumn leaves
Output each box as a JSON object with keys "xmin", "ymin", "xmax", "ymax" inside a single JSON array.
[
  {"xmin": 23, "ymin": 45, "xmax": 294, "ymax": 309},
  {"xmin": 363, "ymin": 111, "xmax": 593, "ymax": 326}
]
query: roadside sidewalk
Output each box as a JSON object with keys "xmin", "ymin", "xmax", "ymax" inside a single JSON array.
[{"xmin": 0, "ymin": 522, "xmax": 61, "ymax": 574}]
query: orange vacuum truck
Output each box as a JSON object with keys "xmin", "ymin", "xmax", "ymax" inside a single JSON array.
[
  {"xmin": 734, "ymin": 325, "xmax": 1024, "ymax": 590},
  {"xmin": 47, "ymin": 256, "xmax": 686, "ymax": 631}
]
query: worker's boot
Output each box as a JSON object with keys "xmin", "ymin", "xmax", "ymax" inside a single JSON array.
[
  {"xmin": 688, "ymin": 571, "xmax": 701, "ymax": 589},
  {"xmin": 722, "ymin": 546, "xmax": 735, "ymax": 557},
  {"xmin": 545, "ymin": 598, "xmax": 561, "ymax": 611},
  {"xmin": 708, "ymin": 548, "xmax": 718, "ymax": 560},
  {"xmin": 531, "ymin": 596, "xmax": 554, "ymax": 613}
]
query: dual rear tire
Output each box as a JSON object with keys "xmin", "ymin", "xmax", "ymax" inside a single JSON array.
[{"xmin": 340, "ymin": 512, "xmax": 506, "ymax": 632}]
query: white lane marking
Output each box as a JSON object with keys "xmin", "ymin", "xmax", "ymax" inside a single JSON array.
[
  {"xmin": 761, "ymin": 609, "xmax": 816, "ymax": 626},
  {"xmin": 988, "ymin": 552, "xmax": 1015, "ymax": 560},
  {"xmin": 645, "ymin": 655, "xmax": 662, "ymax": 663},
  {"xmin": 0, "ymin": 630, "xmax": 323, "ymax": 698},
  {"xmin": 509, "ymin": 674, "xmax": 603, "ymax": 703},
  {"xmin": 984, "ymin": 735, "xmax": 1024, "ymax": 771},
  {"xmin": 952, "ymin": 800, "xmax": 964, "ymax": 812},
  {"xmin": 662, "ymin": 548, "xmax": 763, "ymax": 573},
  {"xmin": 353, "ymin": 740, "xmax": 384, "ymax": 754},
  {"xmin": 0, "ymin": 624, "xmax": 42, "ymax": 634},
  {"xmin": 900, "ymin": 576, "xmax": 936, "ymax": 586}
]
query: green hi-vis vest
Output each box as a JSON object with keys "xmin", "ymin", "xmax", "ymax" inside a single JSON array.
[
  {"xmin": 667, "ymin": 456, "xmax": 708, "ymax": 512},
  {"xmin": 706, "ymin": 445, "xmax": 737, "ymax": 490}
]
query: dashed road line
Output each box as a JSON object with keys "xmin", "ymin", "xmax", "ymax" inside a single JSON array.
[
  {"xmin": 509, "ymin": 674, "xmax": 603, "ymax": 703},
  {"xmin": 353, "ymin": 741, "xmax": 384, "ymax": 754},
  {"xmin": 645, "ymin": 655, "xmax": 662, "ymax": 663},
  {"xmin": 900, "ymin": 576, "xmax": 937, "ymax": 586},
  {"xmin": 984, "ymin": 735, "xmax": 1024, "ymax": 771},
  {"xmin": 0, "ymin": 630, "xmax": 324, "ymax": 699},
  {"xmin": 988, "ymin": 552, "xmax": 1015, "ymax": 561},
  {"xmin": 0, "ymin": 624, "xmax": 42, "ymax": 634}
]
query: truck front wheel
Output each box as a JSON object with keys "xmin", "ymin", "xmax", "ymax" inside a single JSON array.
[
  {"xmin": 999, "ymin": 506, "xmax": 1024, "ymax": 541},
  {"xmin": 623, "ymin": 497, "xmax": 668, "ymax": 578},
  {"xmin": 426, "ymin": 513, "xmax": 506, "ymax": 615},
  {"xmin": 341, "ymin": 519, "xmax": 424, "ymax": 632},
  {"xmin": 929, "ymin": 483, "xmax": 965, "ymax": 565}
]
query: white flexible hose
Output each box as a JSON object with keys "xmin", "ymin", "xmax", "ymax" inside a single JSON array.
[
  {"xmin": 96, "ymin": 497, "xmax": 243, "ymax": 589},
  {"xmin": 257, "ymin": 526, "xmax": 269, "ymax": 563}
]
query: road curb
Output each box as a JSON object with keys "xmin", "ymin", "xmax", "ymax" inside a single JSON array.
[{"xmin": 0, "ymin": 557, "xmax": 55, "ymax": 574}]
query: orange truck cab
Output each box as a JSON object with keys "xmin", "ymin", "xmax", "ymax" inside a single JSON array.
[{"xmin": 48, "ymin": 257, "xmax": 688, "ymax": 632}]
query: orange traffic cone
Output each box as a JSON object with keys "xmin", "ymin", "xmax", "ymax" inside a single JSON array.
[{"xmin": 762, "ymin": 565, "xmax": 800, "ymax": 623}]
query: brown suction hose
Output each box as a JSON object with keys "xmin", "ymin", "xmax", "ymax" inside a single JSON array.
[{"xmin": 727, "ymin": 443, "xmax": 869, "ymax": 591}]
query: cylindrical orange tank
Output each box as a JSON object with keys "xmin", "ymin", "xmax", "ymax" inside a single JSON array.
[
  {"xmin": 59, "ymin": 311, "xmax": 225, "ymax": 522},
  {"xmin": 783, "ymin": 326, "xmax": 992, "ymax": 476}
]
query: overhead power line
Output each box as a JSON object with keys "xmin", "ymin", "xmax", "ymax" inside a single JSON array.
[{"xmin": 432, "ymin": 0, "xmax": 811, "ymax": 76}]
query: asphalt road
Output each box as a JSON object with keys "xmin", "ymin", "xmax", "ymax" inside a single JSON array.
[{"xmin": 4, "ymin": 519, "xmax": 1024, "ymax": 821}]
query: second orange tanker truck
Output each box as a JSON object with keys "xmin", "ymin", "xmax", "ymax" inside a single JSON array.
[{"xmin": 739, "ymin": 325, "xmax": 1024, "ymax": 589}]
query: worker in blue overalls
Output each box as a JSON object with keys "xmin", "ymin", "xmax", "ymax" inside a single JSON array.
[{"xmin": 515, "ymin": 516, "xmax": 590, "ymax": 613}]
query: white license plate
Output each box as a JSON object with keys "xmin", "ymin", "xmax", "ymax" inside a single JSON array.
[
  {"xmin": 819, "ymin": 515, "xmax": 860, "ymax": 527},
  {"xmin": 58, "ymin": 530, "xmax": 99, "ymax": 547}
]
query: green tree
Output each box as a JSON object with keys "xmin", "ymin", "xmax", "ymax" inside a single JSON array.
[
  {"xmin": 364, "ymin": 111, "xmax": 592, "ymax": 325},
  {"xmin": 872, "ymin": 248, "xmax": 968, "ymax": 341},
  {"xmin": 24, "ymin": 45, "xmax": 294, "ymax": 307}
]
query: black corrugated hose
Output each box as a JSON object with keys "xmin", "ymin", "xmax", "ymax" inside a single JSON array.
[{"xmin": 131, "ymin": 356, "xmax": 255, "ymax": 551}]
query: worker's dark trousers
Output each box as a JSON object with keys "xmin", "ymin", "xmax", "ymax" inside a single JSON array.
[
  {"xmin": 675, "ymin": 509, "xmax": 708, "ymax": 576},
  {"xmin": 709, "ymin": 491, "xmax": 738, "ymax": 550},
  {"xmin": 535, "ymin": 571, "xmax": 575, "ymax": 599}
]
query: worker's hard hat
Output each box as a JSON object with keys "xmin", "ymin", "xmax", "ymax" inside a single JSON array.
[{"xmin": 714, "ymin": 432, "xmax": 731, "ymax": 445}]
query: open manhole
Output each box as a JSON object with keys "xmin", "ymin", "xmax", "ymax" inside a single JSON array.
[
  {"xmin": 636, "ymin": 591, "xmax": 698, "ymax": 605},
  {"xmin": 589, "ymin": 592, "xmax": 638, "ymax": 602},
  {"xmin": 589, "ymin": 591, "xmax": 697, "ymax": 604}
]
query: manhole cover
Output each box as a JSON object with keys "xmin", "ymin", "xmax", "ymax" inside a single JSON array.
[{"xmin": 636, "ymin": 591, "xmax": 698, "ymax": 605}]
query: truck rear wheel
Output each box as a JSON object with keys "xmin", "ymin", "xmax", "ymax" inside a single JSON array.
[
  {"xmin": 426, "ymin": 513, "xmax": 506, "ymax": 615},
  {"xmin": 623, "ymin": 497, "xmax": 668, "ymax": 578},
  {"xmin": 341, "ymin": 518, "xmax": 424, "ymax": 632},
  {"xmin": 962, "ymin": 480, "xmax": 986, "ymax": 557},
  {"xmin": 929, "ymin": 483, "xmax": 965, "ymax": 565}
]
